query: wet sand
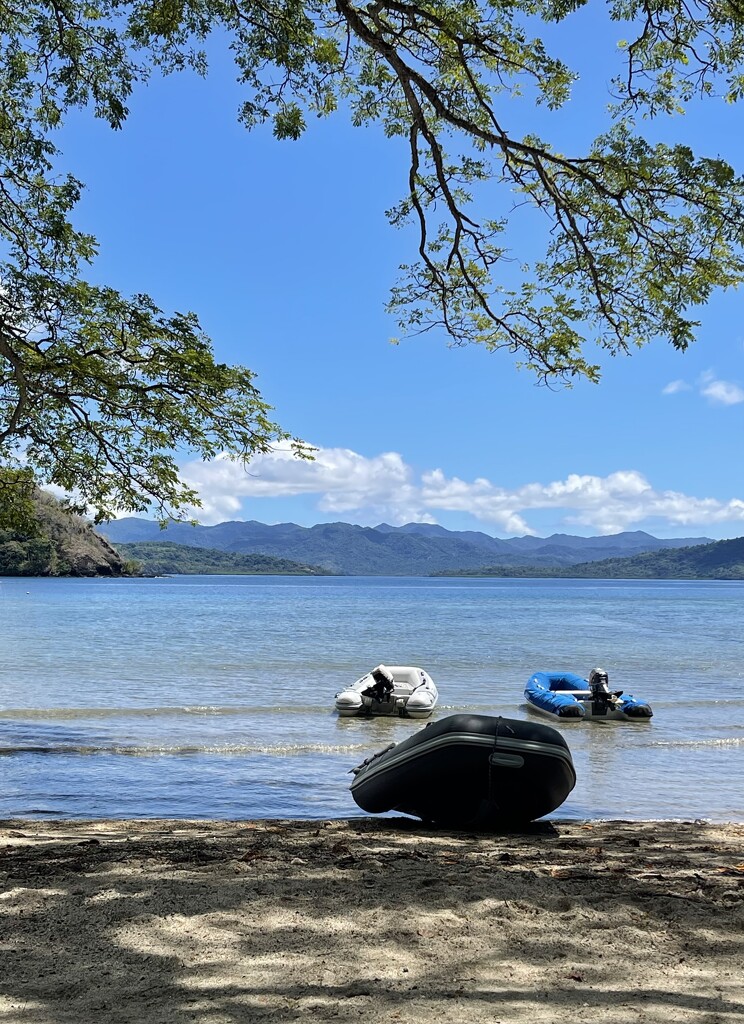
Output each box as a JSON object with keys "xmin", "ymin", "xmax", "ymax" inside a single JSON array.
[{"xmin": 1, "ymin": 817, "xmax": 742, "ymax": 1023}]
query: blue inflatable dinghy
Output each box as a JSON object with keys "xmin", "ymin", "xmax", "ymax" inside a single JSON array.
[{"xmin": 525, "ymin": 667, "xmax": 653, "ymax": 721}]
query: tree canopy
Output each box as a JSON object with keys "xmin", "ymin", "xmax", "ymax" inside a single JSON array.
[{"xmin": 2, "ymin": 1, "xmax": 744, "ymax": 523}]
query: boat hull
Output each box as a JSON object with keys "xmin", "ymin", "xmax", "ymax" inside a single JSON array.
[{"xmin": 350, "ymin": 714, "xmax": 576, "ymax": 827}]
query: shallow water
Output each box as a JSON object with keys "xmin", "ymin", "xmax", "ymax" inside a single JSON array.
[{"xmin": 1, "ymin": 575, "xmax": 742, "ymax": 822}]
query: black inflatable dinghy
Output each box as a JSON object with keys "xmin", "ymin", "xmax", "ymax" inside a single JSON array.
[{"xmin": 350, "ymin": 713, "xmax": 576, "ymax": 827}]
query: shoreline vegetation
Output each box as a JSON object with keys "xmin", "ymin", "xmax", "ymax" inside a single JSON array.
[
  {"xmin": 115, "ymin": 541, "xmax": 333, "ymax": 576},
  {"xmin": 116, "ymin": 538, "xmax": 744, "ymax": 580},
  {"xmin": 0, "ymin": 489, "xmax": 130, "ymax": 577},
  {"xmin": 433, "ymin": 536, "xmax": 744, "ymax": 580},
  {"xmin": 1, "ymin": 817, "xmax": 742, "ymax": 1022},
  {"xmin": 0, "ymin": 492, "xmax": 330, "ymax": 577}
]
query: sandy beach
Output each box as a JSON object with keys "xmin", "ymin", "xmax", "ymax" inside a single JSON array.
[{"xmin": 0, "ymin": 817, "xmax": 742, "ymax": 1023}]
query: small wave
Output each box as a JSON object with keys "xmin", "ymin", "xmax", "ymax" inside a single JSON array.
[
  {"xmin": 0, "ymin": 741, "xmax": 369, "ymax": 757},
  {"xmin": 651, "ymin": 737, "xmax": 744, "ymax": 749},
  {"xmin": 0, "ymin": 705, "xmax": 332, "ymax": 720},
  {"xmin": 647, "ymin": 698, "xmax": 744, "ymax": 708},
  {"xmin": 435, "ymin": 703, "xmax": 500, "ymax": 711}
]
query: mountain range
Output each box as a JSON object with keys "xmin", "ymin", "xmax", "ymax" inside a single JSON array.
[{"xmin": 97, "ymin": 518, "xmax": 712, "ymax": 576}]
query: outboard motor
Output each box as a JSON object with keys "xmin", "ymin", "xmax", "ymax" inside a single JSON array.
[
  {"xmin": 588, "ymin": 667, "xmax": 610, "ymax": 699},
  {"xmin": 588, "ymin": 666, "xmax": 623, "ymax": 713},
  {"xmin": 362, "ymin": 664, "xmax": 395, "ymax": 702}
]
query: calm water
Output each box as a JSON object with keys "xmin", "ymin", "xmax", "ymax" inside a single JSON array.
[{"xmin": 1, "ymin": 575, "xmax": 742, "ymax": 823}]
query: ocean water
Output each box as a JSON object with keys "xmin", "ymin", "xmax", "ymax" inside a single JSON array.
[{"xmin": 0, "ymin": 575, "xmax": 742, "ymax": 823}]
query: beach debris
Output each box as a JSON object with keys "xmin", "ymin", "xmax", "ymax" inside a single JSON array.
[{"xmin": 549, "ymin": 867, "xmax": 576, "ymax": 878}]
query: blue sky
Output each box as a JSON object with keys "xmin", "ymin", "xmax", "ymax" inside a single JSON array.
[{"xmin": 56, "ymin": 9, "xmax": 744, "ymax": 540}]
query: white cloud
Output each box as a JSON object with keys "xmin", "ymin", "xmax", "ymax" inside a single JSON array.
[
  {"xmin": 177, "ymin": 446, "xmax": 744, "ymax": 535},
  {"xmin": 662, "ymin": 379, "xmax": 690, "ymax": 395},
  {"xmin": 700, "ymin": 378, "xmax": 744, "ymax": 406},
  {"xmin": 179, "ymin": 445, "xmax": 431, "ymax": 525},
  {"xmin": 663, "ymin": 372, "xmax": 744, "ymax": 405}
]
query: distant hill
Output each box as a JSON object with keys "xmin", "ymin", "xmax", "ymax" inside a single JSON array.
[
  {"xmin": 436, "ymin": 536, "xmax": 744, "ymax": 580},
  {"xmin": 98, "ymin": 517, "xmax": 711, "ymax": 576},
  {"xmin": 0, "ymin": 490, "xmax": 129, "ymax": 577},
  {"xmin": 117, "ymin": 542, "xmax": 332, "ymax": 576}
]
